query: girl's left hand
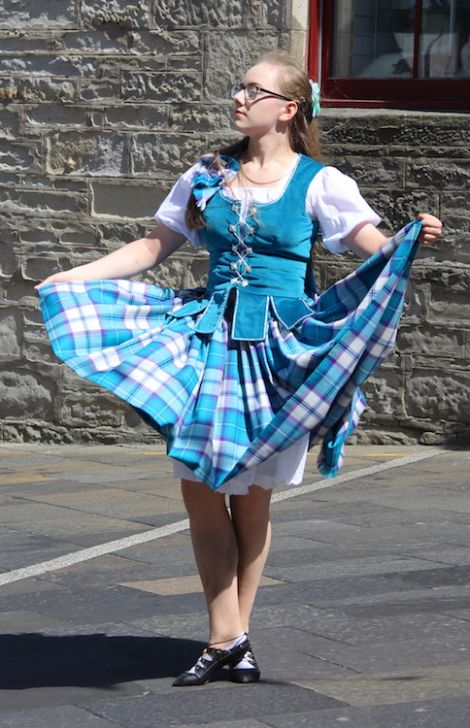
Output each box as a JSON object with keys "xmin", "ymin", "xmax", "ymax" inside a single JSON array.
[{"xmin": 417, "ymin": 213, "xmax": 443, "ymax": 246}]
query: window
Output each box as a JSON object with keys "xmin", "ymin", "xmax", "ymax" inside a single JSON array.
[{"xmin": 312, "ymin": 0, "xmax": 470, "ymax": 109}]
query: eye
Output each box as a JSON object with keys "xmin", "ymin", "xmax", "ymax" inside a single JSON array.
[{"xmin": 245, "ymin": 84, "xmax": 259, "ymax": 99}]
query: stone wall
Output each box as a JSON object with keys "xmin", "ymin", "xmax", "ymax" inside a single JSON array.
[
  {"xmin": 0, "ymin": 1, "xmax": 469, "ymax": 446},
  {"xmin": 318, "ymin": 109, "xmax": 470, "ymax": 446}
]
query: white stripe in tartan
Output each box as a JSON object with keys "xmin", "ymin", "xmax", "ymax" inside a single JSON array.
[{"xmin": 38, "ymin": 222, "xmax": 421, "ymax": 490}]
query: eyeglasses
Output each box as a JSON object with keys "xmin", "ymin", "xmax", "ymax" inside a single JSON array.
[{"xmin": 230, "ymin": 82, "xmax": 294, "ymax": 103}]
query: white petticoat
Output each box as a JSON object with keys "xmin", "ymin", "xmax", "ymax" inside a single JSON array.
[{"xmin": 173, "ymin": 434, "xmax": 309, "ymax": 495}]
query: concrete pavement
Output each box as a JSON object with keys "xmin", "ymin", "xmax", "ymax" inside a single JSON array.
[{"xmin": 0, "ymin": 443, "xmax": 470, "ymax": 727}]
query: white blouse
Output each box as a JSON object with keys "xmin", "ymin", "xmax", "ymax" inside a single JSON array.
[{"xmin": 154, "ymin": 157, "xmax": 381, "ymax": 254}]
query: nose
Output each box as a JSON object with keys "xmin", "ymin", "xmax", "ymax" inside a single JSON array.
[{"xmin": 231, "ymin": 88, "xmax": 245, "ymax": 104}]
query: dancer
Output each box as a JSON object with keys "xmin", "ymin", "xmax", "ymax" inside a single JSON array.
[{"xmin": 37, "ymin": 51, "xmax": 442, "ymax": 686}]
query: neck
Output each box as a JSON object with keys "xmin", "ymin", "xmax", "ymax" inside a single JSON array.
[{"xmin": 245, "ymin": 132, "xmax": 296, "ymax": 168}]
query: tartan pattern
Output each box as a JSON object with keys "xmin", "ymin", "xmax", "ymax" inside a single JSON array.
[{"xmin": 38, "ymin": 221, "xmax": 421, "ymax": 490}]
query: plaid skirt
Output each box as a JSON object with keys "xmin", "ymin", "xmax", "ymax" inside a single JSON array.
[{"xmin": 38, "ymin": 221, "xmax": 421, "ymax": 491}]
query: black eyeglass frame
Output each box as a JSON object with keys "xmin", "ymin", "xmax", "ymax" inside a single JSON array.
[{"xmin": 230, "ymin": 82, "xmax": 295, "ymax": 103}]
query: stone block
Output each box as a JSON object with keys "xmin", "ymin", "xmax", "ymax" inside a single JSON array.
[
  {"xmin": 336, "ymin": 158, "xmax": 405, "ymax": 187},
  {"xmin": 21, "ymin": 174, "xmax": 88, "ymax": 194},
  {"xmin": 398, "ymin": 144, "xmax": 470, "ymax": 160},
  {"xmin": 0, "ymin": 35, "xmax": 57, "ymax": 53},
  {"xmin": 61, "ymin": 29, "xmax": 132, "ymax": 54},
  {"xmin": 22, "ymin": 255, "xmax": 75, "ymax": 283},
  {"xmin": 78, "ymin": 78, "xmax": 121, "ymax": 101},
  {"xmin": 104, "ymin": 104, "xmax": 168, "ymax": 130},
  {"xmin": 0, "ymin": 367, "xmax": 56, "ymax": 418},
  {"xmin": 401, "ymin": 115, "xmax": 470, "ymax": 147},
  {"xmin": 0, "ymin": 108, "xmax": 20, "ymax": 140},
  {"xmin": 0, "ymin": 190, "xmax": 87, "ymax": 218},
  {"xmin": 22, "ymin": 339, "xmax": 57, "ymax": 366},
  {"xmin": 0, "ymin": 55, "xmax": 103, "ymax": 78},
  {"xmin": 319, "ymin": 112, "xmax": 406, "ymax": 147},
  {"xmin": 0, "ymin": 0, "xmax": 78, "ymax": 27},
  {"xmin": 168, "ymin": 103, "xmax": 233, "ymax": 133},
  {"xmin": 0, "ymin": 171, "xmax": 19, "ymax": 186},
  {"xmin": 0, "ymin": 239, "xmax": 19, "ymax": 277},
  {"xmin": 128, "ymin": 29, "xmax": 200, "ymax": 56},
  {"xmin": 0, "ymin": 141, "xmax": 36, "ymax": 172},
  {"xmin": 397, "ymin": 324, "xmax": 466, "ymax": 359},
  {"xmin": 321, "ymin": 142, "xmax": 387, "ymax": 160},
  {"xmin": 80, "ymin": 0, "xmax": 149, "ymax": 29},
  {"xmin": 205, "ymin": 31, "xmax": 288, "ymax": 100},
  {"xmin": 143, "ymin": 256, "xmax": 187, "ymax": 289},
  {"xmin": 121, "ymin": 56, "xmax": 167, "ymax": 72},
  {"xmin": 406, "ymin": 369, "xmax": 470, "ymax": 421},
  {"xmin": 121, "ymin": 70, "xmax": 201, "ymax": 102},
  {"xmin": 152, "ymin": 1, "xmax": 287, "ymax": 30},
  {"xmin": 152, "ymin": 0, "xmax": 245, "ymax": 28},
  {"xmin": 186, "ymin": 257, "xmax": 210, "ymax": 288},
  {"xmin": 2, "ymin": 278, "xmax": 38, "ymax": 307},
  {"xmin": 0, "ymin": 78, "xmax": 79, "ymax": 103},
  {"xmin": 60, "ymin": 391, "xmax": 123, "ymax": 427},
  {"xmin": 91, "ymin": 180, "xmax": 166, "ymax": 219},
  {"xmin": 130, "ymin": 133, "xmax": 206, "ymax": 176},
  {"xmin": 407, "ymin": 159, "xmax": 470, "ymax": 189},
  {"xmin": 23, "ymin": 104, "xmax": 89, "ymax": 129},
  {"xmin": 366, "ymin": 190, "xmax": 440, "ymax": 232},
  {"xmin": 0, "ymin": 189, "xmax": 87, "ymax": 219},
  {"xmin": 47, "ymin": 131, "xmax": 128, "ymax": 176},
  {"xmin": 400, "ymin": 275, "xmax": 430, "ymax": 322},
  {"xmin": 0, "ymin": 309, "xmax": 22, "ymax": 359},
  {"xmin": 361, "ymin": 368, "xmax": 404, "ymax": 417},
  {"xmin": 429, "ymin": 270, "xmax": 470, "ymax": 325},
  {"xmin": 22, "ymin": 315, "xmax": 58, "ymax": 364},
  {"xmin": 94, "ymin": 221, "xmax": 147, "ymax": 249},
  {"xmin": 441, "ymin": 192, "xmax": 470, "ymax": 238}
]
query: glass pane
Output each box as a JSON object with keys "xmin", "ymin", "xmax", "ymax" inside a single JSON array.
[
  {"xmin": 331, "ymin": 0, "xmax": 416, "ymax": 78},
  {"xmin": 419, "ymin": 0, "xmax": 470, "ymax": 77}
]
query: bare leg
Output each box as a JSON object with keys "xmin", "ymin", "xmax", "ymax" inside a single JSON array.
[
  {"xmin": 181, "ymin": 479, "xmax": 243, "ymax": 648},
  {"xmin": 229, "ymin": 486, "xmax": 272, "ymax": 634}
]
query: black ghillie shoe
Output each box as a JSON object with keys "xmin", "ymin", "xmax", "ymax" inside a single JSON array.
[
  {"xmin": 172, "ymin": 635, "xmax": 250, "ymax": 687},
  {"xmin": 230, "ymin": 647, "xmax": 261, "ymax": 683}
]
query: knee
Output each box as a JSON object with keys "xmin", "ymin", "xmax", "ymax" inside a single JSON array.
[
  {"xmin": 230, "ymin": 486, "xmax": 271, "ymax": 526},
  {"xmin": 181, "ymin": 479, "xmax": 228, "ymax": 525}
]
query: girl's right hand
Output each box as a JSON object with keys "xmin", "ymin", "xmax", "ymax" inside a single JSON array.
[{"xmin": 34, "ymin": 270, "xmax": 83, "ymax": 289}]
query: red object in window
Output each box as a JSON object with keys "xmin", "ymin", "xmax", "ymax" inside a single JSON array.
[{"xmin": 310, "ymin": 0, "xmax": 470, "ymax": 110}]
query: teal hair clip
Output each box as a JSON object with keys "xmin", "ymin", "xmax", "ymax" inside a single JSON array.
[{"xmin": 309, "ymin": 80, "xmax": 321, "ymax": 118}]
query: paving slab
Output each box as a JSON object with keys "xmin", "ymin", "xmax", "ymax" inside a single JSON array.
[
  {"xmin": 80, "ymin": 682, "xmax": 344, "ymax": 728},
  {"xmin": 263, "ymin": 696, "xmax": 470, "ymax": 728},
  {"xmin": 0, "ymin": 444, "xmax": 469, "ymax": 727},
  {"xmin": 0, "ymin": 705, "xmax": 120, "ymax": 728}
]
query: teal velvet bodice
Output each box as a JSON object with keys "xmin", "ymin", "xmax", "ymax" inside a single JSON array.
[{"xmin": 172, "ymin": 154, "xmax": 325, "ymax": 341}]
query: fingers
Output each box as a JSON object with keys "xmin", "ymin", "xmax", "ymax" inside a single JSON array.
[
  {"xmin": 34, "ymin": 274, "xmax": 67, "ymax": 290},
  {"xmin": 417, "ymin": 213, "xmax": 443, "ymax": 246},
  {"xmin": 34, "ymin": 277, "xmax": 55, "ymax": 290}
]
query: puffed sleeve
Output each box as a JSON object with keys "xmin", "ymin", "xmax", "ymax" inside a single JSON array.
[
  {"xmin": 153, "ymin": 163, "xmax": 202, "ymax": 246},
  {"xmin": 306, "ymin": 166, "xmax": 381, "ymax": 253}
]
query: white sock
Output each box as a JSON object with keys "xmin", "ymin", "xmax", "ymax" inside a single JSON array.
[
  {"xmin": 187, "ymin": 632, "xmax": 246, "ymax": 674},
  {"xmin": 232, "ymin": 649, "xmax": 257, "ymax": 670}
]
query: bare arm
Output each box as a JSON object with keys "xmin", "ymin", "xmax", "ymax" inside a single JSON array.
[
  {"xmin": 342, "ymin": 213, "xmax": 443, "ymax": 259},
  {"xmin": 36, "ymin": 223, "xmax": 186, "ymax": 288}
]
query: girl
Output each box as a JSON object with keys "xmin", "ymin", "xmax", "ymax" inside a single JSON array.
[{"xmin": 37, "ymin": 51, "xmax": 442, "ymax": 686}]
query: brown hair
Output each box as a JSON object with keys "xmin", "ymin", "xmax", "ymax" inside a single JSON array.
[{"xmin": 186, "ymin": 50, "xmax": 322, "ymax": 230}]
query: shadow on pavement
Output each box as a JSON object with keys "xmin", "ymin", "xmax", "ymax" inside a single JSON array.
[{"xmin": 0, "ymin": 633, "xmax": 206, "ymax": 688}]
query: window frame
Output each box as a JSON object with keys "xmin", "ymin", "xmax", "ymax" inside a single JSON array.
[{"xmin": 309, "ymin": 0, "xmax": 470, "ymax": 110}]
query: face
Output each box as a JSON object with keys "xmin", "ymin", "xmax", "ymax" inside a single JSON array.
[{"xmin": 231, "ymin": 62, "xmax": 297, "ymax": 136}]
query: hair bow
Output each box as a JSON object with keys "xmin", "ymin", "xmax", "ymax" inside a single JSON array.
[{"xmin": 192, "ymin": 155, "xmax": 240, "ymax": 211}]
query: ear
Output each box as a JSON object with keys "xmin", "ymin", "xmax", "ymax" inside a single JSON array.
[{"xmin": 278, "ymin": 100, "xmax": 298, "ymax": 122}]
